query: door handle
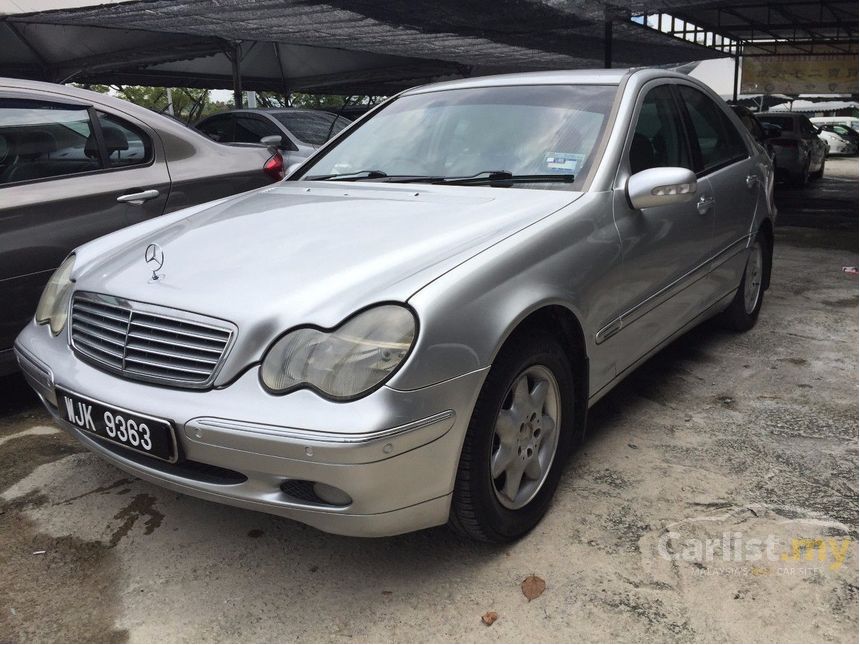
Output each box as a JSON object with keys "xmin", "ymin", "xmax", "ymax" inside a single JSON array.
[
  {"xmin": 117, "ymin": 189, "xmax": 160, "ymax": 204},
  {"xmin": 697, "ymin": 195, "xmax": 715, "ymax": 214},
  {"xmin": 745, "ymin": 174, "xmax": 759, "ymax": 188}
]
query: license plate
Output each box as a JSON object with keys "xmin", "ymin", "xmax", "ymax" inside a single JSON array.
[{"xmin": 56, "ymin": 388, "xmax": 177, "ymax": 462}]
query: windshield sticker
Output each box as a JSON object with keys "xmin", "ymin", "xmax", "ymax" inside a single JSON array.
[{"xmin": 544, "ymin": 152, "xmax": 585, "ymax": 173}]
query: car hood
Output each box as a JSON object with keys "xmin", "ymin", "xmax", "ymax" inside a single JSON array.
[{"xmin": 74, "ymin": 181, "xmax": 580, "ymax": 376}]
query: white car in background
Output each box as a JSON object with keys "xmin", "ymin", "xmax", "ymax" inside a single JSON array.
[
  {"xmin": 810, "ymin": 116, "xmax": 860, "ymax": 132},
  {"xmin": 818, "ymin": 128, "xmax": 858, "ymax": 156}
]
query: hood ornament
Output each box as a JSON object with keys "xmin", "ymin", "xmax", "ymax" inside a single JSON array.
[{"xmin": 145, "ymin": 243, "xmax": 164, "ymax": 281}]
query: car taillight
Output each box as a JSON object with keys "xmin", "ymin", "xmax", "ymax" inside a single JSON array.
[
  {"xmin": 263, "ymin": 152, "xmax": 284, "ymax": 181},
  {"xmin": 772, "ymin": 138, "xmax": 798, "ymax": 148}
]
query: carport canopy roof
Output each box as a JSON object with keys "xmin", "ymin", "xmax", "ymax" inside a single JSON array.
[
  {"xmin": 1, "ymin": 0, "xmax": 729, "ymax": 95},
  {"xmin": 0, "ymin": 1, "xmax": 856, "ymax": 95}
]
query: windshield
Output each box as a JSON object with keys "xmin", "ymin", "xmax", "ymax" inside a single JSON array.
[
  {"xmin": 273, "ymin": 111, "xmax": 350, "ymax": 146},
  {"xmin": 296, "ymin": 84, "xmax": 618, "ymax": 190}
]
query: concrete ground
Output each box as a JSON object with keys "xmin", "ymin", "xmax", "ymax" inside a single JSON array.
[{"xmin": 1, "ymin": 159, "xmax": 857, "ymax": 643}]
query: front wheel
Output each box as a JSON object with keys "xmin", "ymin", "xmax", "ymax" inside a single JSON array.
[
  {"xmin": 448, "ymin": 331, "xmax": 576, "ymax": 542},
  {"xmin": 719, "ymin": 230, "xmax": 769, "ymax": 332}
]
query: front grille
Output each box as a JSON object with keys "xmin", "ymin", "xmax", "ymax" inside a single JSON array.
[{"xmin": 70, "ymin": 292, "xmax": 234, "ymax": 388}]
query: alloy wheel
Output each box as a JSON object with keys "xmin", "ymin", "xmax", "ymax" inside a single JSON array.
[
  {"xmin": 490, "ymin": 365, "xmax": 561, "ymax": 510},
  {"xmin": 744, "ymin": 241, "xmax": 764, "ymax": 314}
]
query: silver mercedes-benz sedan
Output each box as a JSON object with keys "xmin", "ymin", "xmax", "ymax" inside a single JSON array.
[{"xmin": 15, "ymin": 69, "xmax": 775, "ymax": 542}]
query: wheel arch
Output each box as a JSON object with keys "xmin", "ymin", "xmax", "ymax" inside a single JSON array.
[{"xmin": 489, "ymin": 303, "xmax": 590, "ymax": 443}]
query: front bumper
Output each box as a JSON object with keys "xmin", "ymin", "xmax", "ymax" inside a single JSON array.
[{"xmin": 15, "ymin": 321, "xmax": 488, "ymax": 537}]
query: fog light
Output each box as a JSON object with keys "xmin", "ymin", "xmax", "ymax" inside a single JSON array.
[{"xmin": 312, "ymin": 482, "xmax": 352, "ymax": 506}]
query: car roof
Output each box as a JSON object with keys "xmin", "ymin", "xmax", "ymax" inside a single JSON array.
[
  {"xmin": 757, "ymin": 112, "xmax": 805, "ymax": 117},
  {"xmin": 402, "ymin": 68, "xmax": 632, "ymax": 95},
  {"xmin": 1, "ymin": 75, "xmax": 154, "ymax": 113},
  {"xmin": 401, "ymin": 68, "xmax": 716, "ymax": 97},
  {"xmin": 0, "ymin": 75, "xmax": 213, "ymax": 139}
]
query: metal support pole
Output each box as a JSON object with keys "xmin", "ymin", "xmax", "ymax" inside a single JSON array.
[
  {"xmin": 604, "ymin": 20, "xmax": 613, "ymax": 69},
  {"xmin": 231, "ymin": 43, "xmax": 243, "ymax": 109},
  {"xmin": 273, "ymin": 42, "xmax": 290, "ymax": 105},
  {"xmin": 732, "ymin": 53, "xmax": 740, "ymax": 103}
]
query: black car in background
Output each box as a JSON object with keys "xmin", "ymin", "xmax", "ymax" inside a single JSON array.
[
  {"xmin": 0, "ymin": 78, "xmax": 284, "ymax": 375},
  {"xmin": 730, "ymin": 104, "xmax": 778, "ymax": 166}
]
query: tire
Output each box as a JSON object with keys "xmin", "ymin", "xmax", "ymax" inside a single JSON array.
[
  {"xmin": 810, "ymin": 156, "xmax": 825, "ymax": 180},
  {"xmin": 719, "ymin": 229, "xmax": 769, "ymax": 332},
  {"xmin": 448, "ymin": 330, "xmax": 577, "ymax": 542}
]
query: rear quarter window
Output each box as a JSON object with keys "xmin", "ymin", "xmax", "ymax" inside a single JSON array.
[{"xmin": 96, "ymin": 111, "xmax": 153, "ymax": 167}]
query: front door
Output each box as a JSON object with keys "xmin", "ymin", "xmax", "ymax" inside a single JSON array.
[{"xmin": 607, "ymin": 82, "xmax": 716, "ymax": 374}]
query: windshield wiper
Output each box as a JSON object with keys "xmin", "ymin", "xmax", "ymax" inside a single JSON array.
[
  {"xmin": 431, "ymin": 171, "xmax": 575, "ymax": 186},
  {"xmin": 305, "ymin": 169, "xmax": 389, "ymax": 181}
]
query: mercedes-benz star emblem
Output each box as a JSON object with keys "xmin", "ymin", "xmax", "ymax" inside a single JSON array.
[{"xmin": 144, "ymin": 243, "xmax": 164, "ymax": 281}]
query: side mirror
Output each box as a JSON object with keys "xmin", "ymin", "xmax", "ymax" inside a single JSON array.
[
  {"xmin": 260, "ymin": 134, "xmax": 283, "ymax": 148},
  {"xmin": 627, "ymin": 167, "xmax": 697, "ymax": 210}
]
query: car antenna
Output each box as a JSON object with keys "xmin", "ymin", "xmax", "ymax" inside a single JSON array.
[{"xmin": 324, "ymin": 94, "xmax": 355, "ymax": 143}]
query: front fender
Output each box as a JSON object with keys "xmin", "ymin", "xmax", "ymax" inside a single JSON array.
[{"xmin": 389, "ymin": 193, "xmax": 622, "ymax": 393}]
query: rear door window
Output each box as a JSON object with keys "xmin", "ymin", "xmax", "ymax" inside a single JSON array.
[
  {"xmin": 677, "ymin": 86, "xmax": 748, "ymax": 173},
  {"xmin": 0, "ymin": 98, "xmax": 102, "ymax": 185}
]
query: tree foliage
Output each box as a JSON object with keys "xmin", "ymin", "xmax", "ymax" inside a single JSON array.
[
  {"xmin": 76, "ymin": 84, "xmax": 226, "ymax": 123},
  {"xmin": 76, "ymin": 85, "xmax": 385, "ymax": 122}
]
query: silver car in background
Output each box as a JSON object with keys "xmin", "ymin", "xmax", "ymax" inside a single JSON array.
[
  {"xmin": 756, "ymin": 111, "xmax": 828, "ymax": 186},
  {"xmin": 195, "ymin": 108, "xmax": 351, "ymax": 166},
  {"xmin": 15, "ymin": 69, "xmax": 775, "ymax": 542}
]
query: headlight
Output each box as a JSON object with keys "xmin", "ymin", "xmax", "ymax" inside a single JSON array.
[
  {"xmin": 260, "ymin": 304, "xmax": 416, "ymax": 400},
  {"xmin": 35, "ymin": 254, "xmax": 75, "ymax": 335}
]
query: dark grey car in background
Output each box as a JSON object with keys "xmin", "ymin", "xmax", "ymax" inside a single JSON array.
[
  {"xmin": 755, "ymin": 111, "xmax": 828, "ymax": 186},
  {"xmin": 0, "ymin": 78, "xmax": 283, "ymax": 374},
  {"xmin": 196, "ymin": 108, "xmax": 351, "ymax": 166}
]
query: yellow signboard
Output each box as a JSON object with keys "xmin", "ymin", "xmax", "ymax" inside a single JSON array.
[{"xmin": 742, "ymin": 54, "xmax": 858, "ymax": 94}]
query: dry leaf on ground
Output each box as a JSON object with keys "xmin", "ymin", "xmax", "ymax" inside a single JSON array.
[
  {"xmin": 521, "ymin": 574, "xmax": 546, "ymax": 601},
  {"xmin": 481, "ymin": 611, "xmax": 498, "ymax": 626}
]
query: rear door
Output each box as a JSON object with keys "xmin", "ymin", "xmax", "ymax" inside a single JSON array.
[{"xmin": 0, "ymin": 93, "xmax": 169, "ymax": 356}]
